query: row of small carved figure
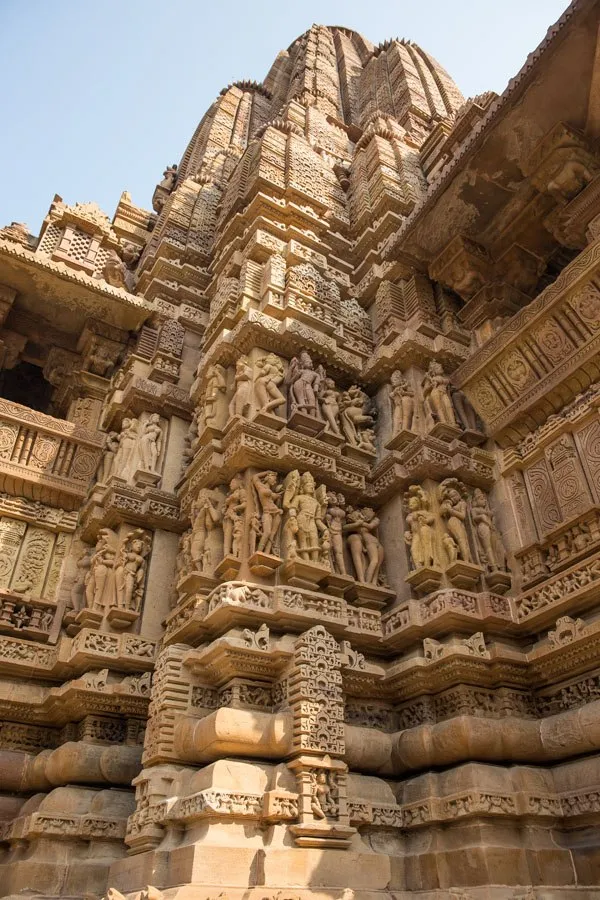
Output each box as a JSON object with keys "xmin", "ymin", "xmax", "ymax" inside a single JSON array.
[
  {"xmin": 178, "ymin": 469, "xmax": 386, "ymax": 586},
  {"xmin": 404, "ymin": 480, "xmax": 506, "ymax": 572},
  {"xmin": 70, "ymin": 528, "xmax": 151, "ymax": 617},
  {"xmin": 185, "ymin": 351, "xmax": 482, "ymax": 467},
  {"xmin": 98, "ymin": 415, "xmax": 163, "ymax": 484}
]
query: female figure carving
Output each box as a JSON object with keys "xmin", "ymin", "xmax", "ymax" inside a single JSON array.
[
  {"xmin": 319, "ymin": 377, "xmax": 342, "ymax": 435},
  {"xmin": 422, "ymin": 360, "xmax": 456, "ymax": 427},
  {"xmin": 84, "ymin": 529, "xmax": 117, "ymax": 611},
  {"xmin": 285, "ymin": 351, "xmax": 322, "ymax": 418},
  {"xmin": 229, "ymin": 357, "xmax": 252, "ymax": 419},
  {"xmin": 203, "ymin": 365, "xmax": 227, "ymax": 425},
  {"xmin": 190, "ymin": 492, "xmax": 223, "ymax": 571},
  {"xmin": 326, "ymin": 492, "xmax": 347, "ymax": 575},
  {"xmin": 113, "ymin": 418, "xmax": 139, "ymax": 480},
  {"xmin": 404, "ymin": 486, "xmax": 437, "ymax": 570},
  {"xmin": 222, "ymin": 475, "xmax": 247, "ymax": 559},
  {"xmin": 390, "ymin": 371, "xmax": 415, "ymax": 432},
  {"xmin": 98, "ymin": 432, "xmax": 120, "ymax": 484},
  {"xmin": 471, "ymin": 488, "xmax": 503, "ymax": 569},
  {"xmin": 114, "ymin": 531, "xmax": 150, "ymax": 612},
  {"xmin": 138, "ymin": 414, "xmax": 162, "ymax": 473}
]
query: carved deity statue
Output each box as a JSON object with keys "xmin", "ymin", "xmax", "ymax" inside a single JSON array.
[
  {"xmin": 114, "ymin": 530, "xmax": 150, "ymax": 612},
  {"xmin": 190, "ymin": 491, "xmax": 223, "ymax": 572},
  {"xmin": 404, "ymin": 485, "xmax": 437, "ymax": 570},
  {"xmin": 390, "ymin": 370, "xmax": 415, "ymax": 433},
  {"xmin": 319, "ymin": 377, "xmax": 342, "ymax": 435},
  {"xmin": 229, "ymin": 356, "xmax": 252, "ymax": 419},
  {"xmin": 344, "ymin": 506, "xmax": 384, "ymax": 584},
  {"xmin": 222, "ymin": 475, "xmax": 247, "ymax": 559},
  {"xmin": 202, "ymin": 364, "xmax": 227, "ymax": 426},
  {"xmin": 138, "ymin": 414, "xmax": 162, "ymax": 473},
  {"xmin": 471, "ymin": 488, "xmax": 505, "ymax": 570},
  {"xmin": 285, "ymin": 351, "xmax": 322, "ymax": 418},
  {"xmin": 421, "ymin": 360, "xmax": 457, "ymax": 427},
  {"xmin": 282, "ymin": 470, "xmax": 328, "ymax": 563},
  {"xmin": 98, "ymin": 431, "xmax": 120, "ymax": 484},
  {"xmin": 254, "ymin": 353, "xmax": 286, "ymax": 415},
  {"xmin": 112, "ymin": 418, "xmax": 139, "ymax": 481},
  {"xmin": 251, "ymin": 471, "xmax": 283, "ymax": 555},
  {"xmin": 182, "ymin": 412, "xmax": 199, "ymax": 472},
  {"xmin": 439, "ymin": 478, "xmax": 472, "ymax": 563},
  {"xmin": 339, "ymin": 385, "xmax": 376, "ymax": 447},
  {"xmin": 310, "ymin": 770, "xmax": 339, "ymax": 819},
  {"xmin": 326, "ymin": 492, "xmax": 347, "ymax": 575}
]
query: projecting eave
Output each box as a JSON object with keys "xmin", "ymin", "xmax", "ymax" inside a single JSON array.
[
  {"xmin": 384, "ymin": 0, "xmax": 599, "ymax": 267},
  {"xmin": 0, "ymin": 239, "xmax": 152, "ymax": 335}
]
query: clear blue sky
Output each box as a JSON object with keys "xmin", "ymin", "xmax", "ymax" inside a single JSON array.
[{"xmin": 0, "ymin": 0, "xmax": 569, "ymax": 231}]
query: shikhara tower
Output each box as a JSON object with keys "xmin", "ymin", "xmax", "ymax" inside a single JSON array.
[{"xmin": 2, "ymin": 5, "xmax": 600, "ymax": 898}]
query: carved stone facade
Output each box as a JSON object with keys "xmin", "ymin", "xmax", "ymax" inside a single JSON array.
[{"xmin": 2, "ymin": 7, "xmax": 600, "ymax": 900}]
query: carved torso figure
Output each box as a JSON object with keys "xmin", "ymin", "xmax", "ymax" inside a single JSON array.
[
  {"xmin": 319, "ymin": 377, "xmax": 342, "ymax": 435},
  {"xmin": 114, "ymin": 531, "xmax": 150, "ymax": 612},
  {"xmin": 98, "ymin": 431, "xmax": 120, "ymax": 484},
  {"xmin": 326, "ymin": 492, "xmax": 347, "ymax": 574},
  {"xmin": 203, "ymin": 365, "xmax": 227, "ymax": 426},
  {"xmin": 113, "ymin": 418, "xmax": 139, "ymax": 481},
  {"xmin": 84, "ymin": 529, "xmax": 117, "ymax": 612},
  {"xmin": 404, "ymin": 485, "xmax": 436, "ymax": 570},
  {"xmin": 471, "ymin": 487, "xmax": 504, "ymax": 570},
  {"xmin": 229, "ymin": 357, "xmax": 252, "ymax": 419},
  {"xmin": 222, "ymin": 475, "xmax": 247, "ymax": 559},
  {"xmin": 422, "ymin": 360, "xmax": 456, "ymax": 427},
  {"xmin": 190, "ymin": 492, "xmax": 223, "ymax": 572},
  {"xmin": 390, "ymin": 370, "xmax": 415, "ymax": 433},
  {"xmin": 138, "ymin": 414, "xmax": 162, "ymax": 473},
  {"xmin": 344, "ymin": 506, "xmax": 384, "ymax": 584}
]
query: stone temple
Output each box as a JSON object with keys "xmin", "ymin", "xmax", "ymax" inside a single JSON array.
[{"xmin": 3, "ymin": 3, "xmax": 600, "ymax": 897}]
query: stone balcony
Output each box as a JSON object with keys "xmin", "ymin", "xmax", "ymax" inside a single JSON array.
[
  {"xmin": 0, "ymin": 398, "xmax": 103, "ymax": 509},
  {"xmin": 454, "ymin": 235, "xmax": 600, "ymax": 445}
]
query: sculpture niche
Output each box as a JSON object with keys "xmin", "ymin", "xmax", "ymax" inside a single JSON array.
[{"xmin": 79, "ymin": 527, "xmax": 151, "ymax": 629}]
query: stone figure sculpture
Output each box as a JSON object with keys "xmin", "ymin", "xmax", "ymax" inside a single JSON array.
[
  {"xmin": 222, "ymin": 475, "xmax": 247, "ymax": 559},
  {"xmin": 84, "ymin": 529, "xmax": 117, "ymax": 612},
  {"xmin": 422, "ymin": 360, "xmax": 457, "ymax": 427},
  {"xmin": 319, "ymin": 377, "xmax": 342, "ymax": 435},
  {"xmin": 114, "ymin": 530, "xmax": 150, "ymax": 612},
  {"xmin": 138, "ymin": 415, "xmax": 162, "ymax": 473},
  {"xmin": 190, "ymin": 491, "xmax": 223, "ymax": 572},
  {"xmin": 326, "ymin": 492, "xmax": 347, "ymax": 574},
  {"xmin": 229, "ymin": 357, "xmax": 252, "ymax": 418},
  {"xmin": 87, "ymin": 341, "xmax": 115, "ymax": 378},
  {"xmin": 404, "ymin": 485, "xmax": 437, "ymax": 569},
  {"xmin": 202, "ymin": 364, "xmax": 227, "ymax": 426},
  {"xmin": 451, "ymin": 386, "xmax": 481, "ymax": 432},
  {"xmin": 254, "ymin": 353, "xmax": 286, "ymax": 415},
  {"xmin": 282, "ymin": 470, "xmax": 328, "ymax": 563},
  {"xmin": 339, "ymin": 385, "xmax": 376, "ymax": 446},
  {"xmin": 439, "ymin": 478, "xmax": 472, "ymax": 563},
  {"xmin": 251, "ymin": 471, "xmax": 283, "ymax": 555},
  {"xmin": 102, "ymin": 249, "xmax": 128, "ymax": 289},
  {"xmin": 471, "ymin": 488, "xmax": 505, "ymax": 570},
  {"xmin": 98, "ymin": 432, "xmax": 120, "ymax": 484},
  {"xmin": 390, "ymin": 370, "xmax": 415, "ymax": 432},
  {"xmin": 309, "ymin": 770, "xmax": 339, "ymax": 819},
  {"xmin": 113, "ymin": 418, "xmax": 139, "ymax": 481},
  {"xmin": 344, "ymin": 506, "xmax": 384, "ymax": 584},
  {"xmin": 70, "ymin": 547, "xmax": 92, "ymax": 611},
  {"xmin": 285, "ymin": 351, "xmax": 322, "ymax": 418}
]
